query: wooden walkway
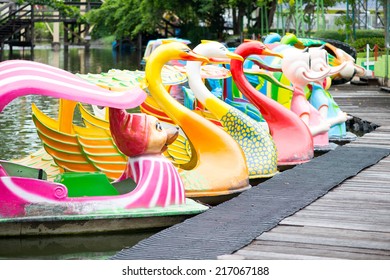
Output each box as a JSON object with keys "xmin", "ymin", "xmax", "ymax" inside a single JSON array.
[{"xmin": 228, "ymin": 84, "xmax": 390, "ymax": 260}]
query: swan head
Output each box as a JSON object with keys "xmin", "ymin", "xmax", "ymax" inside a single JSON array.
[
  {"xmin": 239, "ymin": 40, "xmax": 284, "ymax": 59},
  {"xmin": 195, "ymin": 40, "xmax": 243, "ymax": 62},
  {"xmin": 149, "ymin": 42, "xmax": 210, "ymax": 65}
]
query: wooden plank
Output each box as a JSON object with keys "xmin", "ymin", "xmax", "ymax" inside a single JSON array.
[
  {"xmin": 317, "ymin": 190, "xmax": 390, "ymax": 203},
  {"xmin": 333, "ymin": 186, "xmax": 390, "ymax": 193},
  {"xmin": 236, "ymin": 241, "xmax": 390, "ymax": 260},
  {"xmin": 279, "ymin": 217, "xmax": 390, "ymax": 232},
  {"xmin": 309, "ymin": 198, "xmax": 390, "ymax": 210},
  {"xmin": 286, "ymin": 207, "xmax": 390, "ymax": 222},
  {"xmin": 247, "ymin": 240, "xmax": 390, "ymax": 256},
  {"xmin": 234, "ymin": 249, "xmax": 337, "ymax": 260},
  {"xmin": 305, "ymin": 204, "xmax": 390, "ymax": 214},
  {"xmin": 257, "ymin": 231, "xmax": 390, "ymax": 251},
  {"xmin": 264, "ymin": 225, "xmax": 390, "ymax": 240}
]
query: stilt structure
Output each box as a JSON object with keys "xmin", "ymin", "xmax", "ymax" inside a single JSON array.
[{"xmin": 0, "ymin": 0, "xmax": 102, "ymax": 58}]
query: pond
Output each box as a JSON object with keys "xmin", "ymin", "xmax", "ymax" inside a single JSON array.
[{"xmin": 0, "ymin": 45, "xmax": 159, "ymax": 260}]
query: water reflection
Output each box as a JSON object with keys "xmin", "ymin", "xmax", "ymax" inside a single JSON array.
[
  {"xmin": 0, "ymin": 45, "xmax": 143, "ymax": 160},
  {"xmin": 0, "ymin": 95, "xmax": 59, "ymax": 160},
  {"xmin": 1, "ymin": 44, "xmax": 143, "ymax": 74}
]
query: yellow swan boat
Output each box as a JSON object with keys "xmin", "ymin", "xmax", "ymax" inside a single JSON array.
[{"xmin": 145, "ymin": 41, "xmax": 250, "ymax": 202}]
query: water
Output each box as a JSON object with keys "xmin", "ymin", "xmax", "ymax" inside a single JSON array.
[{"xmin": 0, "ymin": 45, "xmax": 158, "ymax": 260}]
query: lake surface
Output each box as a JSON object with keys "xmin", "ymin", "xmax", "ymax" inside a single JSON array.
[{"xmin": 0, "ymin": 45, "xmax": 158, "ymax": 260}]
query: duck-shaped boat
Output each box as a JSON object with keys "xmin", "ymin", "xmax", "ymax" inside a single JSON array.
[
  {"xmin": 256, "ymin": 33, "xmax": 365, "ymax": 109},
  {"xmin": 307, "ymin": 46, "xmax": 356, "ymax": 142},
  {"xmin": 280, "ymin": 47, "xmax": 334, "ymax": 149}
]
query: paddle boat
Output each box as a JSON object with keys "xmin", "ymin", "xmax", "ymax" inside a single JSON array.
[
  {"xmin": 230, "ymin": 40, "xmax": 314, "ymax": 167},
  {"xmin": 186, "ymin": 40, "xmax": 278, "ymax": 179},
  {"xmin": 0, "ymin": 60, "xmax": 208, "ymax": 235}
]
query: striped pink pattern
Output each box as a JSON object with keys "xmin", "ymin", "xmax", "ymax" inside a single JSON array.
[
  {"xmin": 0, "ymin": 155, "xmax": 185, "ymax": 217},
  {"xmin": 0, "ymin": 60, "xmax": 146, "ymax": 112}
]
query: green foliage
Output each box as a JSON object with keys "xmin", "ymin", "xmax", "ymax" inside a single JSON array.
[
  {"xmin": 34, "ymin": 22, "xmax": 51, "ymax": 40},
  {"xmin": 16, "ymin": 0, "xmax": 85, "ymax": 22},
  {"xmin": 334, "ymin": 14, "xmax": 353, "ymax": 42},
  {"xmin": 86, "ymin": 0, "xmax": 231, "ymax": 41},
  {"xmin": 351, "ymin": 37, "xmax": 386, "ymax": 52},
  {"xmin": 313, "ymin": 29, "xmax": 385, "ymax": 46},
  {"xmin": 355, "ymin": 30, "xmax": 386, "ymax": 39},
  {"xmin": 87, "ymin": 0, "xmax": 142, "ymax": 39},
  {"xmin": 312, "ymin": 30, "xmax": 346, "ymax": 42}
]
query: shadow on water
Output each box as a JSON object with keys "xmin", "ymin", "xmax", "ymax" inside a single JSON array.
[{"xmin": 0, "ymin": 230, "xmax": 159, "ymax": 260}]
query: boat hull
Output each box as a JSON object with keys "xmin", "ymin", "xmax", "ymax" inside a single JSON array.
[{"xmin": 0, "ymin": 198, "xmax": 207, "ymax": 236}]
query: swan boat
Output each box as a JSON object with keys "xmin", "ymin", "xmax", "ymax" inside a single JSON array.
[
  {"xmin": 230, "ymin": 41, "xmax": 314, "ymax": 167},
  {"xmin": 0, "ymin": 60, "xmax": 208, "ymax": 236}
]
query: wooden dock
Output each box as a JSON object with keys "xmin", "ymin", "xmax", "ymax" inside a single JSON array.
[
  {"xmin": 229, "ymin": 84, "xmax": 390, "ymax": 260},
  {"xmin": 111, "ymin": 84, "xmax": 390, "ymax": 261}
]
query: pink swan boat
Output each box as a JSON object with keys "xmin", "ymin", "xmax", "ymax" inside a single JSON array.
[{"xmin": 230, "ymin": 41, "xmax": 314, "ymax": 167}]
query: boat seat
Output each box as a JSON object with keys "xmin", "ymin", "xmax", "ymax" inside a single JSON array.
[
  {"xmin": 54, "ymin": 172, "xmax": 120, "ymax": 197},
  {"xmin": 111, "ymin": 177, "xmax": 137, "ymax": 195},
  {"xmin": 0, "ymin": 160, "xmax": 47, "ymax": 180}
]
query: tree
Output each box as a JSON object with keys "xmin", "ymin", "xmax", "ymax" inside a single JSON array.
[
  {"xmin": 278, "ymin": 0, "xmax": 338, "ymax": 36},
  {"xmin": 87, "ymin": 0, "xmax": 142, "ymax": 39},
  {"xmin": 16, "ymin": 0, "xmax": 83, "ymax": 20}
]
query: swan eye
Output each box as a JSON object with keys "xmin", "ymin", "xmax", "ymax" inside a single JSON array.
[{"xmin": 155, "ymin": 122, "xmax": 163, "ymax": 131}]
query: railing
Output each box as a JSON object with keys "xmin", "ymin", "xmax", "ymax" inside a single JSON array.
[{"xmin": 0, "ymin": 3, "xmax": 33, "ymax": 44}]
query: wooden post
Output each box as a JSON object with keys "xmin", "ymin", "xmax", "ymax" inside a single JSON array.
[
  {"xmin": 52, "ymin": 12, "xmax": 60, "ymax": 51},
  {"xmin": 64, "ymin": 23, "xmax": 69, "ymax": 51}
]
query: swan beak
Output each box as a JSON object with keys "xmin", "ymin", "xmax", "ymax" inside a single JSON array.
[
  {"xmin": 226, "ymin": 52, "xmax": 244, "ymax": 62},
  {"xmin": 181, "ymin": 50, "xmax": 210, "ymax": 63},
  {"xmin": 260, "ymin": 47, "xmax": 283, "ymax": 59}
]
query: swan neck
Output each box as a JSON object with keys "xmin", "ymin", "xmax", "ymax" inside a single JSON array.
[{"xmin": 186, "ymin": 61, "xmax": 209, "ymax": 105}]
